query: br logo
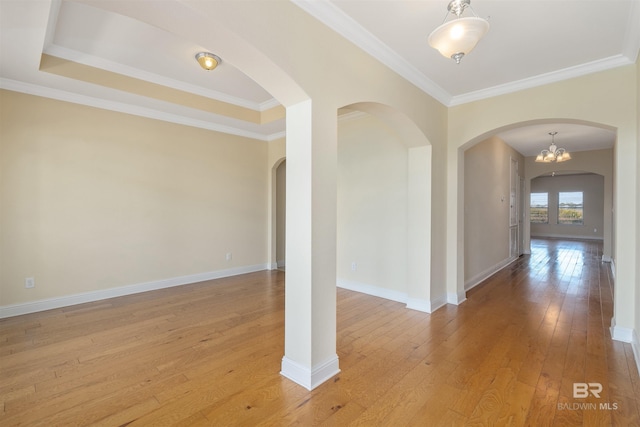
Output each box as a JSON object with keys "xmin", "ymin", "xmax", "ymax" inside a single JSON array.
[{"xmin": 573, "ymin": 383, "xmax": 603, "ymax": 398}]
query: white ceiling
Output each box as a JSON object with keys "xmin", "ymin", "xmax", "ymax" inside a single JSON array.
[{"xmin": 1, "ymin": 0, "xmax": 638, "ymax": 153}]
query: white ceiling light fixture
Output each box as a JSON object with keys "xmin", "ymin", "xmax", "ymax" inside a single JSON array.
[
  {"xmin": 195, "ymin": 52, "xmax": 221, "ymax": 71},
  {"xmin": 535, "ymin": 132, "xmax": 572, "ymax": 163},
  {"xmin": 428, "ymin": 0, "xmax": 490, "ymax": 64}
]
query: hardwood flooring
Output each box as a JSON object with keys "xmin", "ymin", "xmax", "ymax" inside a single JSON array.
[{"xmin": 1, "ymin": 239, "xmax": 639, "ymax": 426}]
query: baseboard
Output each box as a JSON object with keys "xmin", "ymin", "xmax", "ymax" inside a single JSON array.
[
  {"xmin": 610, "ymin": 321, "xmax": 633, "ymax": 343},
  {"xmin": 337, "ymin": 278, "xmax": 408, "ymax": 304},
  {"xmin": 633, "ymin": 330, "xmax": 640, "ymax": 378},
  {"xmin": 531, "ymin": 234, "xmax": 603, "ymax": 241},
  {"xmin": 336, "ymin": 279, "xmax": 448, "ymax": 313},
  {"xmin": 280, "ymin": 355, "xmax": 340, "ymax": 390},
  {"xmin": 407, "ymin": 293, "xmax": 447, "ymax": 313},
  {"xmin": 447, "ymin": 291, "xmax": 466, "ymax": 305},
  {"xmin": 609, "ymin": 258, "xmax": 616, "ymax": 279},
  {"xmin": 465, "ymin": 256, "xmax": 518, "ymax": 292},
  {"xmin": 337, "ymin": 278, "xmax": 445, "ymax": 313},
  {"xmin": 0, "ymin": 263, "xmax": 269, "ymax": 319},
  {"xmin": 611, "ymin": 322, "xmax": 640, "ymax": 376}
]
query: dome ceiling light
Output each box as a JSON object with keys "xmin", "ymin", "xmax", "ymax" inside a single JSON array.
[
  {"xmin": 428, "ymin": 0, "xmax": 490, "ymax": 64},
  {"xmin": 195, "ymin": 52, "xmax": 221, "ymax": 71}
]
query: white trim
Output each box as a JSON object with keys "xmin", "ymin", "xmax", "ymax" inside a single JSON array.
[
  {"xmin": 449, "ymin": 55, "xmax": 633, "ymax": 106},
  {"xmin": 0, "ymin": 264, "xmax": 268, "ymax": 319},
  {"xmin": 291, "ymin": 0, "xmax": 451, "ymax": 105},
  {"xmin": 465, "ymin": 256, "xmax": 518, "ymax": 291},
  {"xmin": 337, "ymin": 278, "xmax": 447, "ymax": 313},
  {"xmin": 447, "ymin": 291, "xmax": 466, "ymax": 306},
  {"xmin": 633, "ymin": 330, "xmax": 640, "ymax": 380},
  {"xmin": 610, "ymin": 320, "xmax": 634, "ymax": 343},
  {"xmin": 44, "ymin": 44, "xmax": 278, "ymax": 112},
  {"xmin": 611, "ymin": 321, "xmax": 640, "ymax": 376},
  {"xmin": 0, "ymin": 79, "xmax": 284, "ymax": 142},
  {"xmin": 406, "ymin": 298, "xmax": 431, "ymax": 313},
  {"xmin": 609, "ymin": 258, "xmax": 616, "ymax": 279},
  {"xmin": 407, "ymin": 293, "xmax": 447, "ymax": 314},
  {"xmin": 530, "ymin": 233, "xmax": 604, "ymax": 242},
  {"xmin": 280, "ymin": 355, "xmax": 340, "ymax": 390},
  {"xmin": 292, "ymin": 0, "xmax": 638, "ymax": 108},
  {"xmin": 337, "ymin": 278, "xmax": 407, "ymax": 304}
]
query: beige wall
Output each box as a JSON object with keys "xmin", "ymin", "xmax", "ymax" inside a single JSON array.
[
  {"xmin": 337, "ymin": 114, "xmax": 408, "ymax": 296},
  {"xmin": 276, "ymin": 160, "xmax": 286, "ymax": 268},
  {"xmin": 525, "ymin": 148, "xmax": 613, "ymax": 259},
  {"xmin": 530, "ymin": 174, "xmax": 604, "ymax": 240},
  {"xmin": 1, "ymin": 90, "xmax": 268, "ymax": 307},
  {"xmin": 449, "ymin": 65, "xmax": 638, "ymax": 336},
  {"xmin": 464, "ymin": 136, "xmax": 524, "ymax": 286},
  {"xmin": 636, "ymin": 55, "xmax": 640, "ymax": 350}
]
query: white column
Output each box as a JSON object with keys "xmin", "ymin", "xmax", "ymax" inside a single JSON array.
[{"xmin": 280, "ymin": 100, "xmax": 339, "ymax": 390}]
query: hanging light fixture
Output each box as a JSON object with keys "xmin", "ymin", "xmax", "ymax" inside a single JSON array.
[
  {"xmin": 535, "ymin": 132, "xmax": 571, "ymax": 163},
  {"xmin": 195, "ymin": 52, "xmax": 221, "ymax": 71},
  {"xmin": 428, "ymin": 0, "xmax": 490, "ymax": 64}
]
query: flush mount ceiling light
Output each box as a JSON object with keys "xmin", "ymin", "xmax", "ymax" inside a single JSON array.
[
  {"xmin": 535, "ymin": 132, "xmax": 572, "ymax": 163},
  {"xmin": 195, "ymin": 52, "xmax": 221, "ymax": 71},
  {"xmin": 428, "ymin": 0, "xmax": 489, "ymax": 64}
]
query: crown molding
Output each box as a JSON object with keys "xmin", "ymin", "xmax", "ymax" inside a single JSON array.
[
  {"xmin": 44, "ymin": 44, "xmax": 280, "ymax": 113},
  {"xmin": 1, "ymin": 78, "xmax": 284, "ymax": 142},
  {"xmin": 449, "ymin": 54, "xmax": 635, "ymax": 106},
  {"xmin": 293, "ymin": 0, "xmax": 640, "ymax": 108},
  {"xmin": 291, "ymin": 0, "xmax": 452, "ymax": 106}
]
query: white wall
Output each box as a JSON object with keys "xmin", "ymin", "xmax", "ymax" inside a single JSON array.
[
  {"xmin": 1, "ymin": 90, "xmax": 268, "ymax": 310},
  {"xmin": 530, "ymin": 174, "xmax": 604, "ymax": 240}
]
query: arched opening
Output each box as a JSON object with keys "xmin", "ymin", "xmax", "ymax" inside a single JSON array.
[
  {"xmin": 458, "ymin": 119, "xmax": 615, "ymax": 296},
  {"xmin": 337, "ymin": 102, "xmax": 436, "ymax": 312}
]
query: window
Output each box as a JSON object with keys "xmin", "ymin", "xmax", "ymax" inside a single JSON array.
[
  {"xmin": 530, "ymin": 192, "xmax": 548, "ymax": 223},
  {"xmin": 558, "ymin": 192, "xmax": 584, "ymax": 225}
]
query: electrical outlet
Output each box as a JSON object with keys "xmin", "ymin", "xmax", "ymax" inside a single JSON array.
[
  {"xmin": 25, "ymin": 277, "xmax": 35, "ymax": 289},
  {"xmin": 226, "ymin": 252, "xmax": 232, "ymax": 261},
  {"xmin": 351, "ymin": 262, "xmax": 357, "ymax": 271}
]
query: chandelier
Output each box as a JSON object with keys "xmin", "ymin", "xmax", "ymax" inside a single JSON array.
[
  {"xmin": 428, "ymin": 0, "xmax": 490, "ymax": 64},
  {"xmin": 535, "ymin": 132, "xmax": 571, "ymax": 163}
]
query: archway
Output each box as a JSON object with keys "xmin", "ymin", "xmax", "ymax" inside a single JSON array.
[
  {"xmin": 457, "ymin": 119, "xmax": 615, "ymax": 300},
  {"xmin": 337, "ymin": 102, "xmax": 437, "ymax": 312}
]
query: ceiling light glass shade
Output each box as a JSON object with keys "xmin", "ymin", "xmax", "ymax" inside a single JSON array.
[
  {"xmin": 195, "ymin": 52, "xmax": 221, "ymax": 71},
  {"xmin": 428, "ymin": 17, "xmax": 489, "ymax": 63}
]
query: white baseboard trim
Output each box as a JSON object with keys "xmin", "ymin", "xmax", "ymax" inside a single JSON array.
[
  {"xmin": 609, "ymin": 258, "xmax": 616, "ymax": 279},
  {"xmin": 633, "ymin": 330, "xmax": 640, "ymax": 378},
  {"xmin": 447, "ymin": 291, "xmax": 466, "ymax": 305},
  {"xmin": 337, "ymin": 278, "xmax": 445, "ymax": 313},
  {"xmin": 465, "ymin": 256, "xmax": 518, "ymax": 292},
  {"xmin": 337, "ymin": 278, "xmax": 407, "ymax": 304},
  {"xmin": 0, "ymin": 263, "xmax": 269, "ymax": 319},
  {"xmin": 280, "ymin": 355, "xmax": 340, "ymax": 390},
  {"xmin": 531, "ymin": 234, "xmax": 604, "ymax": 241},
  {"xmin": 610, "ymin": 322, "xmax": 633, "ymax": 343}
]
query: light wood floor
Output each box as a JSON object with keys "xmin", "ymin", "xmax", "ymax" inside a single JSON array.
[{"xmin": 1, "ymin": 239, "xmax": 639, "ymax": 426}]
